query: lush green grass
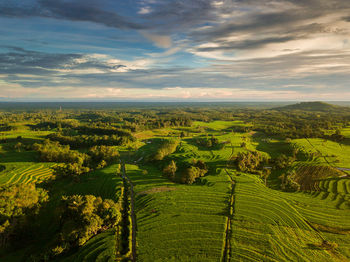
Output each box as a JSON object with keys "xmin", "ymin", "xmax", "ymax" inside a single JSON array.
[
  {"xmin": 192, "ymin": 120, "xmax": 249, "ymax": 131},
  {"xmin": 62, "ymin": 229, "xmax": 116, "ymax": 262},
  {"xmin": 231, "ymin": 172, "xmax": 350, "ymax": 261},
  {"xmin": 0, "ymin": 121, "xmax": 52, "ymax": 141},
  {"xmin": 0, "ymin": 162, "xmax": 54, "ymax": 186},
  {"xmin": 127, "ymin": 164, "xmax": 230, "ymax": 262},
  {"xmin": 292, "ymin": 138, "xmax": 350, "ymax": 169},
  {"xmin": 231, "ymin": 172, "xmax": 335, "ymax": 261},
  {"xmin": 341, "ymin": 126, "xmax": 350, "ymax": 139}
]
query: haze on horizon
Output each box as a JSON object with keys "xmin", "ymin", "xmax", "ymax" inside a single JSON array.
[{"xmin": 0, "ymin": 0, "xmax": 350, "ymax": 101}]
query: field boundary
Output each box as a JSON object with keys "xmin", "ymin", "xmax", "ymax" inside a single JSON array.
[
  {"xmin": 121, "ymin": 162, "xmax": 137, "ymax": 262},
  {"xmin": 222, "ymin": 168, "xmax": 235, "ymax": 262}
]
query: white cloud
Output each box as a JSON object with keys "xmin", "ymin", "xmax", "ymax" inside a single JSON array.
[
  {"xmin": 141, "ymin": 32, "xmax": 172, "ymax": 48},
  {"xmin": 138, "ymin": 6, "xmax": 152, "ymax": 14}
]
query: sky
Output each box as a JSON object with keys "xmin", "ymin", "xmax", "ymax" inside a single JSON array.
[{"xmin": 0, "ymin": 0, "xmax": 350, "ymax": 101}]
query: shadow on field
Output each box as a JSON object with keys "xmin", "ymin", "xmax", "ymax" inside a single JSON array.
[
  {"xmin": 0, "ymin": 150, "xmax": 39, "ymax": 162},
  {"xmin": 251, "ymin": 132, "xmax": 293, "ymax": 158},
  {"xmin": 305, "ymin": 243, "xmax": 322, "ymax": 250},
  {"xmin": 339, "ymin": 137, "xmax": 350, "ymax": 146}
]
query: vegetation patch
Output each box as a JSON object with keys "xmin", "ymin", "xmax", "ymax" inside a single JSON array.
[{"xmin": 137, "ymin": 186, "xmax": 177, "ymax": 196}]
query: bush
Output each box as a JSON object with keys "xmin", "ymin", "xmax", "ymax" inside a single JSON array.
[
  {"xmin": 163, "ymin": 160, "xmax": 177, "ymax": 180},
  {"xmin": 152, "ymin": 139, "xmax": 179, "ymax": 161},
  {"xmin": 180, "ymin": 160, "xmax": 208, "ymax": 184}
]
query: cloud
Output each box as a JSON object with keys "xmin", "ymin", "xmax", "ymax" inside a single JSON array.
[
  {"xmin": 141, "ymin": 32, "xmax": 172, "ymax": 48},
  {"xmin": 0, "ymin": 0, "xmax": 144, "ymax": 29},
  {"xmin": 1, "ymin": 0, "xmax": 350, "ymax": 100},
  {"xmin": 138, "ymin": 7, "xmax": 152, "ymax": 15}
]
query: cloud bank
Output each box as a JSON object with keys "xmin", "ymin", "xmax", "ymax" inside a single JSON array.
[{"xmin": 0, "ymin": 0, "xmax": 350, "ymax": 100}]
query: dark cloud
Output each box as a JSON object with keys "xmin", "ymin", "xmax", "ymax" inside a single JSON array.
[
  {"xmin": 142, "ymin": 0, "xmax": 217, "ymax": 31},
  {"xmin": 0, "ymin": 0, "xmax": 144, "ymax": 29},
  {"xmin": 0, "ymin": 47, "xmax": 81, "ymax": 74},
  {"xmin": 0, "ymin": 46, "xmax": 127, "ymax": 75}
]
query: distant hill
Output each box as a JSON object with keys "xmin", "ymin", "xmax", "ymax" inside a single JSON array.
[{"xmin": 273, "ymin": 101, "xmax": 349, "ymax": 112}]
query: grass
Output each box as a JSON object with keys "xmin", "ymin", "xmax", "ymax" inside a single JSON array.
[
  {"xmin": 0, "ymin": 162, "xmax": 55, "ymax": 186},
  {"xmin": 292, "ymin": 138, "xmax": 350, "ymax": 170},
  {"xmin": 62, "ymin": 229, "xmax": 116, "ymax": 262},
  {"xmin": 230, "ymin": 172, "xmax": 342, "ymax": 262},
  {"xmin": 1, "ymin": 119, "xmax": 349, "ymax": 261},
  {"xmin": 192, "ymin": 120, "xmax": 249, "ymax": 131},
  {"xmin": 127, "ymin": 164, "xmax": 230, "ymax": 262}
]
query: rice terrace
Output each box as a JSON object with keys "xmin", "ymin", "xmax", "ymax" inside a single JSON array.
[
  {"xmin": 0, "ymin": 101, "xmax": 348, "ymax": 261},
  {"xmin": 1, "ymin": 0, "xmax": 350, "ymax": 261}
]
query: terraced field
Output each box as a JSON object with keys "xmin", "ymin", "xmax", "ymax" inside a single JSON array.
[
  {"xmin": 127, "ymin": 164, "xmax": 231, "ymax": 262},
  {"xmin": 292, "ymin": 138, "xmax": 350, "ymax": 170},
  {"xmin": 0, "ymin": 162, "xmax": 54, "ymax": 186},
  {"xmin": 341, "ymin": 126, "xmax": 350, "ymax": 138},
  {"xmin": 63, "ymin": 229, "xmax": 116, "ymax": 262},
  {"xmin": 231, "ymin": 172, "xmax": 350, "ymax": 261},
  {"xmin": 231, "ymin": 173, "xmax": 335, "ymax": 261}
]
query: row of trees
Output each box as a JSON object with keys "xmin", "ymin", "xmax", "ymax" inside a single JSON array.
[
  {"xmin": 33, "ymin": 140, "xmax": 86, "ymax": 165},
  {"xmin": 251, "ymin": 110, "xmax": 349, "ymax": 139},
  {"xmin": 33, "ymin": 140, "xmax": 119, "ymax": 178},
  {"xmin": 195, "ymin": 136, "xmax": 222, "ymax": 149},
  {"xmin": 162, "ymin": 159, "xmax": 209, "ymax": 184},
  {"xmin": 47, "ymin": 133, "xmax": 131, "ymax": 148}
]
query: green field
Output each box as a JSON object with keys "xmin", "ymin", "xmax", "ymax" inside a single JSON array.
[
  {"xmin": 0, "ymin": 162, "xmax": 54, "ymax": 186},
  {"xmin": 128, "ymin": 165, "xmax": 230, "ymax": 261},
  {"xmin": 231, "ymin": 172, "xmax": 349, "ymax": 261},
  {"xmin": 1, "ymin": 109, "xmax": 349, "ymax": 261}
]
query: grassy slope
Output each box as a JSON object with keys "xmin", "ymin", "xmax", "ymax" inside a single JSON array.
[
  {"xmin": 292, "ymin": 138, "xmax": 350, "ymax": 170},
  {"xmin": 0, "ymin": 122, "xmax": 55, "ymax": 186},
  {"xmin": 130, "ymin": 120, "xmax": 255, "ymax": 261},
  {"xmin": 128, "ymin": 164, "xmax": 229, "ymax": 262},
  {"xmin": 231, "ymin": 172, "xmax": 349, "ymax": 261}
]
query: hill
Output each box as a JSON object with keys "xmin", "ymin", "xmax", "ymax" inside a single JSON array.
[{"xmin": 273, "ymin": 101, "xmax": 349, "ymax": 112}]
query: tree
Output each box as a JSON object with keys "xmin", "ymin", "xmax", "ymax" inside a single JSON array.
[
  {"xmin": 52, "ymin": 163, "xmax": 90, "ymax": 178},
  {"xmin": 181, "ymin": 167, "xmax": 199, "ymax": 184},
  {"xmin": 14, "ymin": 142, "xmax": 22, "ymax": 152},
  {"xmin": 88, "ymin": 145, "xmax": 119, "ymax": 168},
  {"xmin": 54, "ymin": 195, "xmax": 120, "ymax": 254},
  {"xmin": 261, "ymin": 168, "xmax": 271, "ymax": 186},
  {"xmin": 0, "ymin": 183, "xmax": 48, "ymax": 246},
  {"xmin": 163, "ymin": 160, "xmax": 177, "ymax": 180}
]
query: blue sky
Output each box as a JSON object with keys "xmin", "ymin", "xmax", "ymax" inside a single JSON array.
[{"xmin": 0, "ymin": 0, "xmax": 350, "ymax": 101}]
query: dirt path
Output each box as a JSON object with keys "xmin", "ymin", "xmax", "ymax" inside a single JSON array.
[
  {"xmin": 222, "ymin": 168, "xmax": 235, "ymax": 262},
  {"xmin": 121, "ymin": 162, "xmax": 137, "ymax": 262}
]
